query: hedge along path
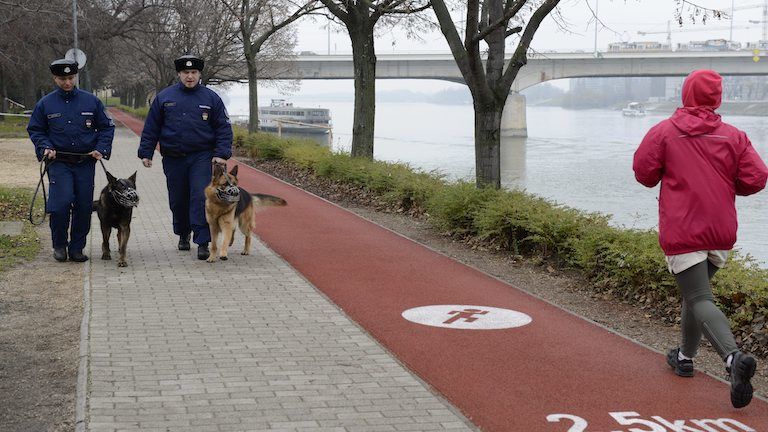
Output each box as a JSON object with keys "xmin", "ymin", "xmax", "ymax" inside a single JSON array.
[{"xmin": 115, "ymin": 108, "xmax": 768, "ymax": 431}]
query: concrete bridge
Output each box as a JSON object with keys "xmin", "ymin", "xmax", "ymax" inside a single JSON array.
[{"xmin": 269, "ymin": 51, "xmax": 768, "ymax": 136}]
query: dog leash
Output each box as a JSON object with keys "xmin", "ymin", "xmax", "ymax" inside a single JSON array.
[
  {"xmin": 29, "ymin": 157, "xmax": 52, "ymax": 225},
  {"xmin": 28, "ymin": 151, "xmax": 111, "ymax": 226}
]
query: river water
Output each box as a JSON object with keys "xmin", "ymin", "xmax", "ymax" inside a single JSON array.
[{"xmin": 221, "ymin": 93, "xmax": 768, "ymax": 266}]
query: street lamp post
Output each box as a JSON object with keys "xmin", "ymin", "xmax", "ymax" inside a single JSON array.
[
  {"xmin": 73, "ymin": 0, "xmax": 78, "ymax": 52},
  {"xmin": 72, "ymin": 0, "xmax": 80, "ymax": 88}
]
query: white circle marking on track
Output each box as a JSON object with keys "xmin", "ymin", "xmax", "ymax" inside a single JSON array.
[{"xmin": 401, "ymin": 305, "xmax": 532, "ymax": 330}]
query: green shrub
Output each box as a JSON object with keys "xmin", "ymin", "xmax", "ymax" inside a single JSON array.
[
  {"xmin": 0, "ymin": 116, "xmax": 28, "ymax": 138},
  {"xmin": 426, "ymin": 182, "xmax": 500, "ymax": 235},
  {"xmin": 0, "ymin": 187, "xmax": 41, "ymax": 272},
  {"xmin": 99, "ymin": 96, "xmax": 121, "ymax": 107},
  {"xmin": 284, "ymin": 143, "xmax": 332, "ymax": 169},
  {"xmin": 232, "ymin": 125, "xmax": 249, "ymax": 151},
  {"xmin": 382, "ymin": 169, "xmax": 444, "ymax": 212},
  {"xmin": 713, "ymin": 254, "xmax": 768, "ymax": 326},
  {"xmin": 0, "ymin": 186, "xmax": 41, "ymax": 220},
  {"xmin": 117, "ymin": 105, "xmax": 149, "ymax": 119},
  {"xmin": 587, "ymin": 229, "xmax": 675, "ymax": 298}
]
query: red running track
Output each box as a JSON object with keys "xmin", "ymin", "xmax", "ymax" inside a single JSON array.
[{"xmin": 113, "ymin": 109, "xmax": 768, "ymax": 432}]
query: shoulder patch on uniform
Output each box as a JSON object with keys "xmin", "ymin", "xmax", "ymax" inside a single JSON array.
[
  {"xmin": 198, "ymin": 105, "xmax": 211, "ymax": 109},
  {"xmin": 47, "ymin": 113, "xmax": 62, "ymax": 119},
  {"xmin": 163, "ymin": 102, "xmax": 177, "ymax": 107}
]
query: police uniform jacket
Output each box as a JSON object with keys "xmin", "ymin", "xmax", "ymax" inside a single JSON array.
[
  {"xmin": 27, "ymin": 88, "xmax": 115, "ymax": 161},
  {"xmin": 138, "ymin": 83, "xmax": 232, "ymax": 160}
]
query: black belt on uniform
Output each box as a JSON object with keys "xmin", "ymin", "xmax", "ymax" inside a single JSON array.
[
  {"xmin": 160, "ymin": 148, "xmax": 187, "ymax": 158},
  {"xmin": 55, "ymin": 153, "xmax": 91, "ymax": 164}
]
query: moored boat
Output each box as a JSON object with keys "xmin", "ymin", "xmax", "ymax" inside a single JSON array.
[{"xmin": 258, "ymin": 99, "xmax": 331, "ymax": 134}]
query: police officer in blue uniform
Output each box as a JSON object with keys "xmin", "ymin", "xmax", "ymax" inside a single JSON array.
[
  {"xmin": 138, "ymin": 55, "xmax": 232, "ymax": 260},
  {"xmin": 27, "ymin": 59, "xmax": 115, "ymax": 262}
]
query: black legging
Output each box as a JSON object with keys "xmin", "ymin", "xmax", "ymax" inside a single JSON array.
[{"xmin": 675, "ymin": 260, "xmax": 738, "ymax": 360}]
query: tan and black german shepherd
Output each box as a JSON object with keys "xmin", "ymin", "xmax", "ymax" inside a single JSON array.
[{"xmin": 204, "ymin": 163, "xmax": 286, "ymax": 263}]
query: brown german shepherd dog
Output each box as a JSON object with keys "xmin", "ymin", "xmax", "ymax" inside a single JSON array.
[{"xmin": 204, "ymin": 163, "xmax": 286, "ymax": 263}]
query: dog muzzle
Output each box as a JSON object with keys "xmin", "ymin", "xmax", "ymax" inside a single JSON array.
[
  {"xmin": 216, "ymin": 185, "xmax": 240, "ymax": 203},
  {"xmin": 111, "ymin": 188, "xmax": 140, "ymax": 208}
]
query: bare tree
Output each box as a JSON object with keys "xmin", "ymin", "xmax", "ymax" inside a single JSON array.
[
  {"xmin": 430, "ymin": 0, "xmax": 560, "ymax": 188},
  {"xmin": 105, "ymin": 0, "xmax": 242, "ymax": 102},
  {"xmin": 220, "ymin": 0, "xmax": 321, "ymax": 132},
  {"xmin": 319, "ymin": 0, "xmax": 431, "ymax": 158},
  {"xmin": 0, "ymin": 0, "xmax": 71, "ymax": 106},
  {"xmin": 173, "ymin": 0, "xmax": 242, "ymax": 83}
]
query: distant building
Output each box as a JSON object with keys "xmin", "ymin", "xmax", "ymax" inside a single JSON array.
[
  {"xmin": 677, "ymin": 39, "xmax": 741, "ymax": 51},
  {"xmin": 723, "ymin": 76, "xmax": 768, "ymax": 101},
  {"xmin": 608, "ymin": 41, "xmax": 670, "ymax": 52},
  {"xmin": 745, "ymin": 40, "xmax": 768, "ymax": 50}
]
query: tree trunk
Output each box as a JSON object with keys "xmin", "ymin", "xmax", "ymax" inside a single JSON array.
[
  {"xmin": 247, "ymin": 60, "xmax": 259, "ymax": 133},
  {"xmin": 349, "ymin": 27, "xmax": 376, "ymax": 159},
  {"xmin": 474, "ymin": 106, "xmax": 503, "ymax": 189}
]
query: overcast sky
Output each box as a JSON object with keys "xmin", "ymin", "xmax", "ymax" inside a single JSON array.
[
  {"xmin": 295, "ymin": 0, "xmax": 764, "ymax": 53},
  {"xmin": 243, "ymin": 0, "xmax": 766, "ymax": 97}
]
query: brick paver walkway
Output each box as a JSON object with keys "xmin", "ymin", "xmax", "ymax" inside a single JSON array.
[{"xmin": 83, "ymin": 126, "xmax": 473, "ymax": 432}]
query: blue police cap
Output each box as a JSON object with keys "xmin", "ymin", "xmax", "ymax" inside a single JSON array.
[
  {"xmin": 174, "ymin": 55, "xmax": 204, "ymax": 72},
  {"xmin": 50, "ymin": 59, "xmax": 78, "ymax": 76}
]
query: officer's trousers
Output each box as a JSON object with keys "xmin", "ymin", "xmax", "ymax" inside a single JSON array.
[
  {"xmin": 162, "ymin": 150, "xmax": 212, "ymax": 246},
  {"xmin": 46, "ymin": 159, "xmax": 96, "ymax": 252}
]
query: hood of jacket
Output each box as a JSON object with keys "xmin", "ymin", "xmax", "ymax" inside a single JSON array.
[{"xmin": 670, "ymin": 69, "xmax": 723, "ymax": 136}]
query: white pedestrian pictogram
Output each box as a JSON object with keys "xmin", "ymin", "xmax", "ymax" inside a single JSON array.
[
  {"xmin": 402, "ymin": 305, "xmax": 532, "ymax": 330},
  {"xmin": 444, "ymin": 308, "xmax": 489, "ymax": 324}
]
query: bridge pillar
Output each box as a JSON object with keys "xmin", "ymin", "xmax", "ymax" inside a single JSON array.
[{"xmin": 501, "ymin": 92, "xmax": 527, "ymax": 137}]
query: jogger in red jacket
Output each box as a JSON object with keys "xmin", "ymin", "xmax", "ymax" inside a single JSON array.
[{"xmin": 634, "ymin": 69, "xmax": 768, "ymax": 408}]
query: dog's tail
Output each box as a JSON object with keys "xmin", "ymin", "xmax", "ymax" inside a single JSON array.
[
  {"xmin": 92, "ymin": 200, "xmax": 100, "ymax": 212},
  {"xmin": 252, "ymin": 193, "xmax": 287, "ymax": 206}
]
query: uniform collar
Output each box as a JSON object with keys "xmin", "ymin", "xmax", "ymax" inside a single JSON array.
[
  {"xmin": 56, "ymin": 87, "xmax": 79, "ymax": 98},
  {"xmin": 177, "ymin": 82, "xmax": 201, "ymax": 92}
]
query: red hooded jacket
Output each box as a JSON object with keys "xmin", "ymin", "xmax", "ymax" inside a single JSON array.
[{"xmin": 633, "ymin": 70, "xmax": 768, "ymax": 255}]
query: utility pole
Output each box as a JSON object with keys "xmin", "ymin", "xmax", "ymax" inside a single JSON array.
[
  {"xmin": 73, "ymin": 0, "xmax": 78, "ymax": 53},
  {"xmin": 730, "ymin": 0, "xmax": 735, "ymax": 42},
  {"xmin": 72, "ymin": 0, "xmax": 80, "ymax": 89},
  {"xmin": 593, "ymin": 0, "xmax": 599, "ymax": 57},
  {"xmin": 763, "ymin": 0, "xmax": 767, "ymax": 41},
  {"xmin": 667, "ymin": 20, "xmax": 671, "ymax": 49}
]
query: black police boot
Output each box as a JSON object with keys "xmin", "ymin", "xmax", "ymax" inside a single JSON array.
[
  {"xmin": 68, "ymin": 250, "xmax": 89, "ymax": 262},
  {"xmin": 178, "ymin": 233, "xmax": 191, "ymax": 251},
  {"xmin": 197, "ymin": 243, "xmax": 210, "ymax": 261},
  {"xmin": 53, "ymin": 247, "xmax": 67, "ymax": 262}
]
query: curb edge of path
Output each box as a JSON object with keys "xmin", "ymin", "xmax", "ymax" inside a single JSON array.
[{"xmin": 75, "ymin": 256, "xmax": 91, "ymax": 432}]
